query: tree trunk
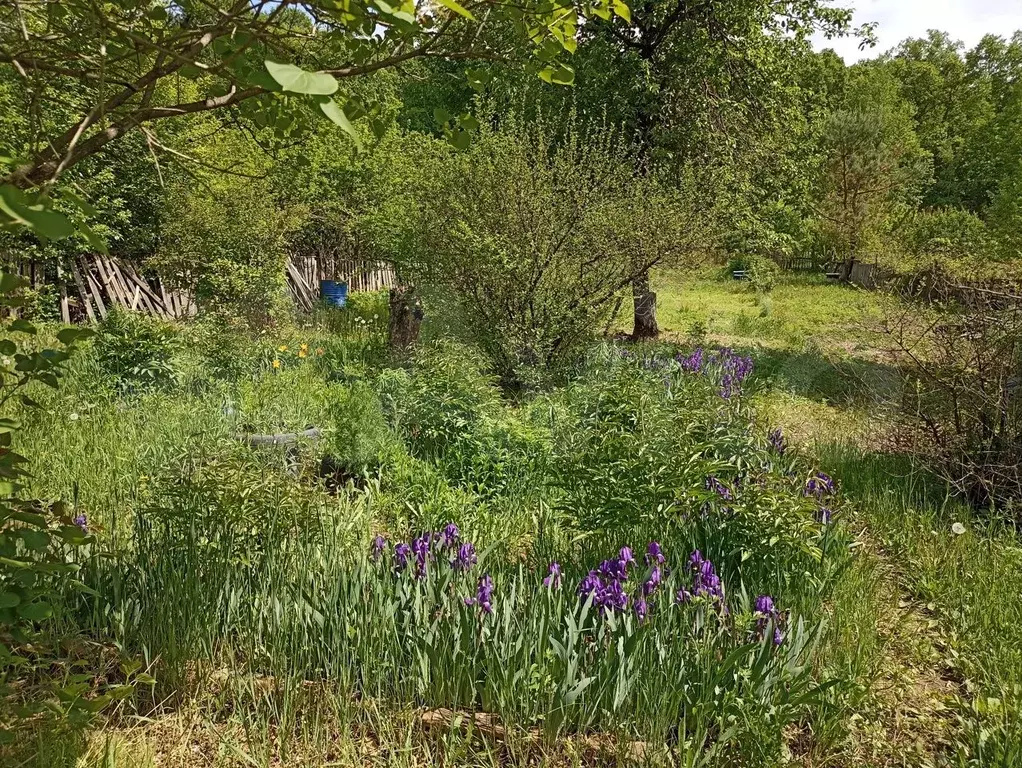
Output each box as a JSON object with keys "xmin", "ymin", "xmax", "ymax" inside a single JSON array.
[
  {"xmin": 388, "ymin": 283, "xmax": 423, "ymax": 356},
  {"xmin": 631, "ymin": 270, "xmax": 659, "ymax": 339}
]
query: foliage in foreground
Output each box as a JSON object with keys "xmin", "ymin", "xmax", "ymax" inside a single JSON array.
[{"xmin": 0, "ymin": 316, "xmax": 860, "ymax": 764}]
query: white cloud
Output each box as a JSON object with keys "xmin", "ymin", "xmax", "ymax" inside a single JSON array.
[{"xmin": 812, "ymin": 0, "xmax": 1022, "ymax": 62}]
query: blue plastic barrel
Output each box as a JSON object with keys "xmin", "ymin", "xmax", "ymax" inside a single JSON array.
[{"xmin": 319, "ymin": 279, "xmax": 348, "ymax": 308}]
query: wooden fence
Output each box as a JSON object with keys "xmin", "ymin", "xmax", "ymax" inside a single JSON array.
[
  {"xmin": 287, "ymin": 254, "xmax": 395, "ymax": 312},
  {"xmin": 3, "ymin": 253, "xmax": 395, "ymax": 322},
  {"xmin": 773, "ymin": 255, "xmax": 824, "ymax": 273}
]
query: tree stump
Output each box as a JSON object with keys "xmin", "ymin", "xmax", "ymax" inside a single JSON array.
[
  {"xmin": 631, "ymin": 270, "xmax": 659, "ymax": 339},
  {"xmin": 388, "ymin": 284, "xmax": 423, "ymax": 355}
]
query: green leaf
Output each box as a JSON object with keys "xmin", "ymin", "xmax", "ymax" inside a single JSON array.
[
  {"xmin": 466, "ymin": 68, "xmax": 491, "ymax": 93},
  {"xmin": 436, "ymin": 0, "xmax": 475, "ymax": 19},
  {"xmin": 17, "ymin": 601, "xmax": 52, "ymax": 621},
  {"xmin": 318, "ymin": 99, "xmax": 362, "ymax": 148},
  {"xmin": 244, "ymin": 68, "xmax": 283, "ymax": 92},
  {"xmin": 449, "ymin": 128, "xmax": 472, "ymax": 150},
  {"xmin": 374, "ymin": 0, "xmax": 416, "ymax": 23},
  {"xmin": 0, "ymin": 186, "xmax": 74, "ymax": 240},
  {"xmin": 612, "ymin": 0, "xmax": 631, "ymax": 23},
  {"xmin": 539, "ymin": 64, "xmax": 575, "ymax": 86},
  {"xmin": 0, "ymin": 272, "xmax": 27, "ymax": 294},
  {"xmin": 0, "ymin": 592, "xmax": 20, "ymax": 609},
  {"xmin": 8, "ymin": 319, "xmax": 35, "ymax": 335},
  {"xmin": 20, "ymin": 528, "xmax": 49, "ymax": 552},
  {"xmin": 81, "ymin": 224, "xmax": 109, "ymax": 255},
  {"xmin": 370, "ymin": 117, "xmax": 388, "ymax": 139},
  {"xmin": 57, "ymin": 189, "xmax": 98, "ymax": 218},
  {"xmin": 264, "ymin": 60, "xmax": 338, "ymax": 96},
  {"xmin": 0, "ymin": 340, "xmax": 15, "ymax": 355},
  {"xmin": 57, "ymin": 327, "xmax": 94, "ymax": 345},
  {"xmin": 107, "ymin": 684, "xmax": 135, "ymax": 700},
  {"xmin": 10, "ymin": 510, "xmax": 47, "ymax": 528},
  {"xmin": 433, "ymin": 108, "xmax": 451, "ymax": 126},
  {"xmin": 0, "ymin": 418, "xmax": 20, "ymax": 434}
]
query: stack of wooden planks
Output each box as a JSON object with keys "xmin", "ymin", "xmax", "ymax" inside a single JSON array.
[
  {"xmin": 63, "ymin": 255, "xmax": 197, "ymax": 323},
  {"xmin": 3, "ymin": 252, "xmax": 396, "ymax": 323}
]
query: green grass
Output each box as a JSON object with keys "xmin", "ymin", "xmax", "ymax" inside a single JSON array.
[
  {"xmin": 617, "ymin": 269, "xmax": 884, "ymax": 353},
  {"xmin": 819, "ymin": 444, "xmax": 1022, "ymax": 766},
  {"xmin": 638, "ymin": 272, "xmax": 1022, "ymax": 764},
  {"xmin": 7, "ymin": 275, "xmax": 1022, "ymax": 767},
  {"xmin": 5, "ymin": 315, "xmax": 876, "ymax": 768}
]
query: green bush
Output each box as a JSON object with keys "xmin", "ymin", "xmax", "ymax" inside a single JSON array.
[
  {"xmin": 405, "ymin": 114, "xmax": 703, "ymax": 386},
  {"xmin": 726, "ymin": 254, "xmax": 778, "ymax": 292},
  {"xmin": 184, "ymin": 312, "xmax": 259, "ymax": 385},
  {"xmin": 0, "ymin": 276, "xmax": 145, "ymax": 741},
  {"xmin": 93, "ymin": 308, "xmax": 179, "ymax": 394},
  {"xmin": 549, "ymin": 346, "xmax": 837, "ymax": 593},
  {"xmin": 377, "ymin": 342, "xmax": 551, "ymax": 501},
  {"xmin": 325, "ymin": 380, "xmax": 405, "ymax": 475}
]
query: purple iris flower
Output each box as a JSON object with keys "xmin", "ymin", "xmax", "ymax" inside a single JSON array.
[
  {"xmin": 579, "ymin": 570, "xmax": 602, "ymax": 597},
  {"xmin": 453, "ymin": 542, "xmax": 477, "ymax": 571},
  {"xmin": 543, "ymin": 562, "xmax": 562, "ymax": 589},
  {"xmin": 705, "ymin": 475, "xmax": 732, "ymax": 501},
  {"xmin": 411, "ymin": 534, "xmax": 432, "ymax": 578},
  {"xmin": 645, "ymin": 541, "xmax": 665, "ymax": 565},
  {"xmin": 634, "ymin": 598, "xmax": 649, "ymax": 622},
  {"xmin": 753, "ymin": 593, "xmax": 785, "ymax": 645},
  {"xmin": 805, "ymin": 471, "xmax": 835, "ymax": 498},
  {"xmin": 768, "ymin": 428, "xmax": 787, "ymax": 455},
  {"xmin": 686, "ymin": 551, "xmax": 725, "ymax": 601},
  {"xmin": 465, "ymin": 574, "xmax": 494, "ymax": 614},
  {"xmin": 642, "ymin": 565, "xmax": 663, "ymax": 596},
  {"xmin": 439, "ymin": 523, "xmax": 460, "ymax": 550},
  {"xmin": 73, "ymin": 513, "xmax": 88, "ymax": 533},
  {"xmin": 680, "ymin": 348, "xmax": 705, "ymax": 373},
  {"xmin": 394, "ymin": 543, "xmax": 411, "ymax": 572}
]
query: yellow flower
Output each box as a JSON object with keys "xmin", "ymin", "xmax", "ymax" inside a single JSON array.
[
  {"xmin": 278, "ymin": 345, "xmax": 288, "ymax": 352},
  {"xmin": 300, "ymin": 343, "xmax": 309, "ymax": 352},
  {"xmin": 272, "ymin": 359, "xmax": 281, "ymax": 369},
  {"xmin": 298, "ymin": 349, "xmax": 307, "ymax": 359}
]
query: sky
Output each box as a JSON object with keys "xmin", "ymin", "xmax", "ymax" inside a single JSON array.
[{"xmin": 811, "ymin": 0, "xmax": 1022, "ymax": 62}]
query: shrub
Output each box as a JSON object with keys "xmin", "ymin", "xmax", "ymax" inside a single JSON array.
[
  {"xmin": 403, "ymin": 113, "xmax": 704, "ymax": 386},
  {"xmin": 897, "ymin": 207, "xmax": 994, "ymax": 277},
  {"xmin": 377, "ymin": 342, "xmax": 550, "ymax": 500},
  {"xmin": 153, "ymin": 171, "xmax": 296, "ymax": 327},
  {"xmin": 184, "ymin": 312, "xmax": 259, "ymax": 385},
  {"xmin": 93, "ymin": 308, "xmax": 179, "ymax": 394},
  {"xmin": 889, "ymin": 276, "xmax": 1022, "ymax": 511},
  {"xmin": 726, "ymin": 254, "xmax": 779, "ymax": 292},
  {"xmin": 549, "ymin": 346, "xmax": 836, "ymax": 591},
  {"xmin": 325, "ymin": 380, "xmax": 405, "ymax": 475},
  {"xmin": 0, "ymin": 277, "xmax": 141, "ymax": 741}
]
